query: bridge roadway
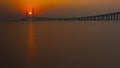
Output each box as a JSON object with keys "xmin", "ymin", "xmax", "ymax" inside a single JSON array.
[{"xmin": 24, "ymin": 12, "xmax": 120, "ymax": 21}]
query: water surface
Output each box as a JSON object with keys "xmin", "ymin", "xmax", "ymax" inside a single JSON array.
[{"xmin": 0, "ymin": 21, "xmax": 120, "ymax": 68}]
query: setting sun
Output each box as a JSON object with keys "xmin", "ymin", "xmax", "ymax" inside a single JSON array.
[{"xmin": 29, "ymin": 11, "xmax": 32, "ymax": 15}]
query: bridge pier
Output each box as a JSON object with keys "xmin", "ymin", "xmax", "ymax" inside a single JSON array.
[
  {"xmin": 101, "ymin": 15, "xmax": 103, "ymax": 21},
  {"xmin": 92, "ymin": 16, "xmax": 94, "ymax": 21},
  {"xmin": 116, "ymin": 13, "xmax": 119, "ymax": 21},
  {"xmin": 89, "ymin": 17, "xmax": 92, "ymax": 21},
  {"xmin": 106, "ymin": 15, "xmax": 110, "ymax": 21},
  {"xmin": 118, "ymin": 12, "xmax": 120, "ymax": 21},
  {"xmin": 112, "ymin": 14, "xmax": 116, "ymax": 21},
  {"xmin": 80, "ymin": 17, "xmax": 83, "ymax": 21},
  {"xmin": 108, "ymin": 14, "xmax": 111, "ymax": 21},
  {"xmin": 77, "ymin": 12, "xmax": 120, "ymax": 21},
  {"xmin": 110, "ymin": 14, "xmax": 112, "ymax": 21}
]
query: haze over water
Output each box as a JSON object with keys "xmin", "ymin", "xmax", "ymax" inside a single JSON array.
[{"xmin": 1, "ymin": 21, "xmax": 120, "ymax": 68}]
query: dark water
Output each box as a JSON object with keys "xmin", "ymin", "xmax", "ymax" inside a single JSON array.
[{"xmin": 0, "ymin": 21, "xmax": 120, "ymax": 68}]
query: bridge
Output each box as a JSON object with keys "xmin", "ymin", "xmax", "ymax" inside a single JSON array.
[
  {"xmin": 22, "ymin": 11, "xmax": 120, "ymax": 21},
  {"xmin": 77, "ymin": 12, "xmax": 120, "ymax": 21}
]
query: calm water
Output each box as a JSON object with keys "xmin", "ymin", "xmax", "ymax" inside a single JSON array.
[{"xmin": 1, "ymin": 21, "xmax": 120, "ymax": 68}]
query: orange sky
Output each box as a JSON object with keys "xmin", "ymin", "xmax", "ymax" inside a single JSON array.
[
  {"xmin": 0, "ymin": 0, "xmax": 120, "ymax": 20},
  {"xmin": 0, "ymin": 0, "xmax": 60, "ymax": 13}
]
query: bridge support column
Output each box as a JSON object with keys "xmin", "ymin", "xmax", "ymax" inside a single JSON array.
[
  {"xmin": 86, "ymin": 17, "xmax": 88, "ymax": 21},
  {"xmin": 105, "ymin": 15, "xmax": 108, "ymax": 21},
  {"xmin": 111, "ymin": 14, "xmax": 114, "ymax": 21},
  {"xmin": 84, "ymin": 17, "xmax": 86, "ymax": 21},
  {"xmin": 101, "ymin": 15, "xmax": 105, "ymax": 21},
  {"xmin": 97, "ymin": 16, "xmax": 99, "ymax": 21},
  {"xmin": 113, "ymin": 14, "xmax": 116, "ymax": 21},
  {"xmin": 108, "ymin": 15, "xmax": 111, "ymax": 21},
  {"xmin": 119, "ymin": 12, "xmax": 120, "ymax": 21},
  {"xmin": 103, "ymin": 15, "xmax": 106, "ymax": 21},
  {"xmin": 115, "ymin": 13, "xmax": 118, "ymax": 21},
  {"xmin": 80, "ymin": 17, "xmax": 83, "ymax": 21},
  {"xmin": 106, "ymin": 15, "xmax": 110, "ymax": 21},
  {"xmin": 89, "ymin": 17, "xmax": 92, "ymax": 21},
  {"xmin": 93, "ymin": 16, "xmax": 95, "ymax": 21},
  {"xmin": 109, "ymin": 15, "xmax": 111, "ymax": 21}
]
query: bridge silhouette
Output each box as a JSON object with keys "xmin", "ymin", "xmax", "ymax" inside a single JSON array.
[
  {"xmin": 22, "ymin": 12, "xmax": 120, "ymax": 21},
  {"xmin": 77, "ymin": 12, "xmax": 120, "ymax": 21}
]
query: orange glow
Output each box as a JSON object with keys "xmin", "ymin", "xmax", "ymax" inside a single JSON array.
[
  {"xmin": 26, "ymin": 22, "xmax": 37, "ymax": 68},
  {"xmin": 2, "ymin": 0, "xmax": 62, "ymax": 15},
  {"xmin": 28, "ymin": 22, "xmax": 34, "ymax": 48},
  {"xmin": 1, "ymin": 0, "xmax": 120, "ymax": 16},
  {"xmin": 29, "ymin": 11, "xmax": 32, "ymax": 15}
]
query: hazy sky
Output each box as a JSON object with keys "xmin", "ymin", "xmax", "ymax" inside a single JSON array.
[{"xmin": 0, "ymin": 0, "xmax": 120, "ymax": 20}]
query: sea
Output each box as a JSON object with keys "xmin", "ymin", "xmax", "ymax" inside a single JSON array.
[{"xmin": 0, "ymin": 21, "xmax": 120, "ymax": 68}]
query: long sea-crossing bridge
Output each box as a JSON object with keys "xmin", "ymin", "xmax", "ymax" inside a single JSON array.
[{"xmin": 23, "ymin": 11, "xmax": 120, "ymax": 21}]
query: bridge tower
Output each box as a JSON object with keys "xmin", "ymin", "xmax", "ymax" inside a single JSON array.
[
  {"xmin": 32, "ymin": 8, "xmax": 35, "ymax": 17},
  {"xmin": 26, "ymin": 10, "xmax": 28, "ymax": 18},
  {"xmin": 25, "ymin": 8, "xmax": 35, "ymax": 18}
]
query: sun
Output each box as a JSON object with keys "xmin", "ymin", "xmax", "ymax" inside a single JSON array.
[{"xmin": 29, "ymin": 11, "xmax": 32, "ymax": 15}]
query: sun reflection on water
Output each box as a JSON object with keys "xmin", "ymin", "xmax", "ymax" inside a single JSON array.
[{"xmin": 27, "ymin": 21, "xmax": 37, "ymax": 68}]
